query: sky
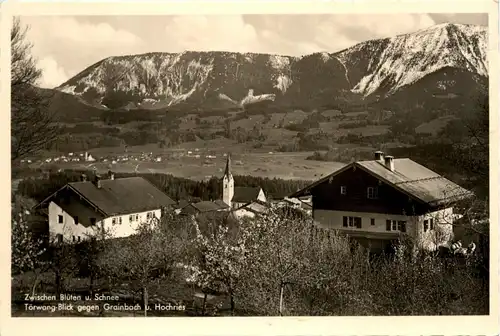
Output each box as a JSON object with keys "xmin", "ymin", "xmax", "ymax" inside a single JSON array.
[{"xmin": 19, "ymin": 13, "xmax": 488, "ymax": 89}]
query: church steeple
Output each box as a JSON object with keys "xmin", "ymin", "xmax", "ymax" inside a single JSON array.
[
  {"xmin": 224, "ymin": 153, "xmax": 232, "ymax": 177},
  {"xmin": 222, "ymin": 153, "xmax": 234, "ymax": 208}
]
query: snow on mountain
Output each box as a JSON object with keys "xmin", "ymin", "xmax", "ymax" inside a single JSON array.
[
  {"xmin": 56, "ymin": 23, "xmax": 488, "ymax": 109},
  {"xmin": 335, "ymin": 23, "xmax": 488, "ymax": 97}
]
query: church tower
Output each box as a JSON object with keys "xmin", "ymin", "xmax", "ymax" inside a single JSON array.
[{"xmin": 222, "ymin": 153, "xmax": 234, "ymax": 208}]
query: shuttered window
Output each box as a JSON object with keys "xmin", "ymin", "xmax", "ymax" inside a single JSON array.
[
  {"xmin": 340, "ymin": 186, "xmax": 347, "ymax": 195},
  {"xmin": 343, "ymin": 216, "xmax": 362, "ymax": 229},
  {"xmin": 386, "ymin": 219, "xmax": 407, "ymax": 232}
]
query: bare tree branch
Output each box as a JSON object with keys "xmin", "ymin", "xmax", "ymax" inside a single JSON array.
[{"xmin": 11, "ymin": 17, "xmax": 59, "ymax": 162}]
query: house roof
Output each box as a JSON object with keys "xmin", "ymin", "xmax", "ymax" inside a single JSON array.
[
  {"xmin": 233, "ymin": 199, "xmax": 269, "ymax": 215},
  {"xmin": 300, "ymin": 202, "xmax": 312, "ymax": 210},
  {"xmin": 268, "ymin": 191, "xmax": 290, "ymax": 201},
  {"xmin": 232, "ymin": 187, "xmax": 262, "ymax": 203},
  {"xmin": 234, "ymin": 199, "xmax": 269, "ymax": 211},
  {"xmin": 191, "ymin": 201, "xmax": 224, "ymax": 213},
  {"xmin": 213, "ymin": 199, "xmax": 230, "ymax": 209},
  {"xmin": 290, "ymin": 158, "xmax": 473, "ymax": 207},
  {"xmin": 174, "ymin": 200, "xmax": 191, "ymax": 210},
  {"xmin": 37, "ymin": 177, "xmax": 176, "ymax": 217}
]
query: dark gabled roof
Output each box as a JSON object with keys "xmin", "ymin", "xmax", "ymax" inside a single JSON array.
[
  {"xmin": 191, "ymin": 201, "xmax": 224, "ymax": 213},
  {"xmin": 290, "ymin": 159, "xmax": 473, "ymax": 207},
  {"xmin": 232, "ymin": 187, "xmax": 262, "ymax": 203},
  {"xmin": 174, "ymin": 200, "xmax": 191, "ymax": 210},
  {"xmin": 268, "ymin": 191, "xmax": 290, "ymax": 200},
  {"xmin": 37, "ymin": 177, "xmax": 176, "ymax": 217},
  {"xmin": 300, "ymin": 202, "xmax": 312, "ymax": 210},
  {"xmin": 213, "ymin": 199, "xmax": 230, "ymax": 209},
  {"xmin": 233, "ymin": 199, "xmax": 269, "ymax": 214}
]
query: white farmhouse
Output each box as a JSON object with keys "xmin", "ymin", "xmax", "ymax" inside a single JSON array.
[{"xmin": 34, "ymin": 173, "xmax": 176, "ymax": 243}]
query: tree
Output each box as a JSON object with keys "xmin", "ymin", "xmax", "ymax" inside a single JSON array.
[
  {"xmin": 98, "ymin": 216, "xmax": 184, "ymax": 317},
  {"xmin": 235, "ymin": 210, "xmax": 314, "ymax": 315},
  {"xmin": 190, "ymin": 213, "xmax": 250, "ymax": 315},
  {"xmin": 46, "ymin": 234, "xmax": 79, "ymax": 297},
  {"xmin": 11, "ymin": 207, "xmax": 47, "ymax": 297},
  {"xmin": 11, "ymin": 17, "xmax": 59, "ymax": 161}
]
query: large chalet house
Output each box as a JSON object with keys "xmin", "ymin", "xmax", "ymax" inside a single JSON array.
[
  {"xmin": 290, "ymin": 151, "xmax": 474, "ymax": 252},
  {"xmin": 34, "ymin": 172, "xmax": 176, "ymax": 243}
]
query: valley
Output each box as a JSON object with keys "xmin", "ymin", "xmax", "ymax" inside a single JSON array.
[{"xmin": 19, "ymin": 22, "xmax": 488, "ymax": 189}]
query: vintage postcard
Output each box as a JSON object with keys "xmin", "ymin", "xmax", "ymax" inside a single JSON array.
[{"xmin": 1, "ymin": 0, "xmax": 498, "ymax": 335}]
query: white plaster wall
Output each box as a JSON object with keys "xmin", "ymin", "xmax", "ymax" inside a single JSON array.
[
  {"xmin": 313, "ymin": 209, "xmax": 418, "ymax": 234},
  {"xmin": 233, "ymin": 208, "xmax": 255, "ymax": 219},
  {"xmin": 415, "ymin": 207, "xmax": 454, "ymax": 251},
  {"xmin": 48, "ymin": 202, "xmax": 101, "ymax": 242},
  {"xmin": 104, "ymin": 209, "xmax": 161, "ymax": 238},
  {"xmin": 49, "ymin": 201, "xmax": 162, "ymax": 241},
  {"xmin": 313, "ymin": 207, "xmax": 455, "ymax": 252},
  {"xmin": 223, "ymin": 174, "xmax": 234, "ymax": 207},
  {"xmin": 257, "ymin": 189, "xmax": 267, "ymax": 202}
]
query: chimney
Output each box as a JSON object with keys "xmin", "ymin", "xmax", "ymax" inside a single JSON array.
[
  {"xmin": 93, "ymin": 174, "xmax": 102, "ymax": 189},
  {"xmin": 374, "ymin": 151, "xmax": 384, "ymax": 162},
  {"xmin": 108, "ymin": 170, "xmax": 115, "ymax": 180},
  {"xmin": 384, "ymin": 155, "xmax": 395, "ymax": 171},
  {"xmin": 81, "ymin": 174, "xmax": 87, "ymax": 182}
]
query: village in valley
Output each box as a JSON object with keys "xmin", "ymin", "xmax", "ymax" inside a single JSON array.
[{"xmin": 10, "ymin": 13, "xmax": 492, "ymax": 319}]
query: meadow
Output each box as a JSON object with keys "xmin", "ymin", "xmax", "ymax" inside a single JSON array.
[{"xmin": 31, "ymin": 140, "xmax": 345, "ymax": 181}]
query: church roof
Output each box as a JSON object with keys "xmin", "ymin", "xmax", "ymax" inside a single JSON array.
[
  {"xmin": 224, "ymin": 153, "xmax": 232, "ymax": 176},
  {"xmin": 232, "ymin": 187, "xmax": 262, "ymax": 203}
]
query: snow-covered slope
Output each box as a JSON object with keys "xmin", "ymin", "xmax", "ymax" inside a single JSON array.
[
  {"xmin": 335, "ymin": 23, "xmax": 488, "ymax": 97},
  {"xmin": 56, "ymin": 51, "xmax": 348, "ymax": 109},
  {"xmin": 56, "ymin": 23, "xmax": 488, "ymax": 109}
]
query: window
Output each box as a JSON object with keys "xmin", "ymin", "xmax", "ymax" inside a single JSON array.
[
  {"xmin": 56, "ymin": 234, "xmax": 63, "ymax": 243},
  {"xmin": 340, "ymin": 186, "xmax": 347, "ymax": 195},
  {"xmin": 354, "ymin": 217, "xmax": 362, "ymax": 228},
  {"xmin": 423, "ymin": 220, "xmax": 429, "ymax": 232},
  {"xmin": 129, "ymin": 215, "xmax": 134, "ymax": 223},
  {"xmin": 147, "ymin": 212, "xmax": 152, "ymax": 219},
  {"xmin": 90, "ymin": 217, "xmax": 96, "ymax": 225},
  {"xmin": 112, "ymin": 218, "xmax": 117, "ymax": 225},
  {"xmin": 77, "ymin": 236, "xmax": 81, "ymax": 242},
  {"xmin": 72, "ymin": 236, "xmax": 76, "ymax": 242},
  {"xmin": 386, "ymin": 220, "xmax": 407, "ymax": 232},
  {"xmin": 74, "ymin": 216, "xmax": 79, "ymax": 224},
  {"xmin": 343, "ymin": 216, "xmax": 362, "ymax": 228},
  {"xmin": 367, "ymin": 187, "xmax": 378, "ymax": 199},
  {"xmin": 370, "ymin": 218, "xmax": 375, "ymax": 226},
  {"xmin": 118, "ymin": 217, "xmax": 122, "ymax": 225},
  {"xmin": 430, "ymin": 218, "xmax": 435, "ymax": 230},
  {"xmin": 135, "ymin": 214, "xmax": 139, "ymax": 221},
  {"xmin": 58, "ymin": 215, "xmax": 63, "ymax": 224}
]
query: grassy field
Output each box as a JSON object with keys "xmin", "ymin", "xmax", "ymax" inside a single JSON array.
[{"xmin": 33, "ymin": 141, "xmax": 345, "ymax": 181}]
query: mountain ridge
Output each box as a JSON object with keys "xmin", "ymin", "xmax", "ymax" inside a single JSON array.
[{"xmin": 55, "ymin": 23, "xmax": 488, "ymax": 112}]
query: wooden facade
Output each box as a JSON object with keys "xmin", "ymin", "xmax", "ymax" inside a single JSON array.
[{"xmin": 311, "ymin": 165, "xmax": 434, "ymax": 216}]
